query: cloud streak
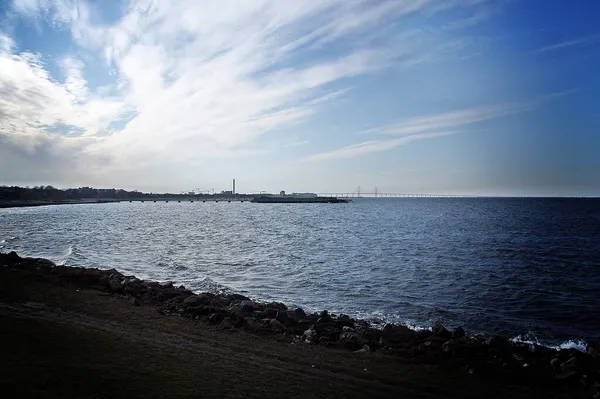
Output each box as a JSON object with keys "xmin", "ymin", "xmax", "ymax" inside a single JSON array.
[
  {"xmin": 533, "ymin": 33, "xmax": 600, "ymax": 54},
  {"xmin": 304, "ymin": 131, "xmax": 455, "ymax": 162},
  {"xmin": 304, "ymin": 100, "xmax": 543, "ymax": 162}
]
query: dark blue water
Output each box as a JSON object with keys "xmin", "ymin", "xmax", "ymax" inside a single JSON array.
[{"xmin": 1, "ymin": 198, "xmax": 599, "ymax": 347}]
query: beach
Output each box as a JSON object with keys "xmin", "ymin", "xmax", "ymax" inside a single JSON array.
[{"xmin": 1, "ymin": 251, "xmax": 597, "ymax": 398}]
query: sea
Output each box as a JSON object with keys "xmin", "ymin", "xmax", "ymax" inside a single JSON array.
[{"xmin": 1, "ymin": 198, "xmax": 599, "ymax": 348}]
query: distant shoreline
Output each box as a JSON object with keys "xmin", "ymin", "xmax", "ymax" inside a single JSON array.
[{"xmin": 0, "ymin": 199, "xmax": 121, "ymax": 209}]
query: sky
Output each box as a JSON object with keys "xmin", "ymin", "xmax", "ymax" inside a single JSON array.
[{"xmin": 0, "ymin": 0, "xmax": 599, "ymax": 196}]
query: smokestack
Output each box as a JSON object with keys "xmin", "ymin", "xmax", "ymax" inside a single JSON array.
[{"xmin": 233, "ymin": 179, "xmax": 236, "ymax": 194}]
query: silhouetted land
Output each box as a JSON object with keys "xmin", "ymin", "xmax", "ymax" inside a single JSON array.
[
  {"xmin": 0, "ymin": 186, "xmax": 252, "ymax": 208},
  {"xmin": 1, "ymin": 252, "xmax": 597, "ymax": 398}
]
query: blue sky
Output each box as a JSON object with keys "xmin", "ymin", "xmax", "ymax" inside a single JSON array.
[{"xmin": 0, "ymin": 0, "xmax": 598, "ymax": 196}]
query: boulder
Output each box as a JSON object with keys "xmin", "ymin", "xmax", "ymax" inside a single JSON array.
[
  {"xmin": 108, "ymin": 278, "xmax": 123, "ymax": 294},
  {"xmin": 486, "ymin": 336, "xmax": 509, "ymax": 349},
  {"xmin": 442, "ymin": 339, "xmax": 456, "ymax": 354},
  {"xmin": 294, "ymin": 308, "xmax": 307, "ymax": 320},
  {"xmin": 270, "ymin": 318, "xmax": 286, "ymax": 332},
  {"xmin": 560, "ymin": 356, "xmax": 578, "ymax": 372},
  {"xmin": 587, "ymin": 341, "xmax": 600, "ymax": 358},
  {"xmin": 124, "ymin": 286, "xmax": 139, "ymax": 297},
  {"xmin": 208, "ymin": 313, "xmax": 223, "ymax": 324},
  {"xmin": 240, "ymin": 300, "xmax": 258, "ymax": 313},
  {"xmin": 432, "ymin": 320, "xmax": 451, "ymax": 339},
  {"xmin": 266, "ymin": 301, "xmax": 287, "ymax": 311},
  {"xmin": 452, "ymin": 326, "xmax": 466, "ymax": 339},
  {"xmin": 355, "ymin": 344, "xmax": 371, "ymax": 353},
  {"xmin": 229, "ymin": 293, "xmax": 251, "ymax": 303},
  {"xmin": 335, "ymin": 315, "xmax": 354, "ymax": 328},
  {"xmin": 263, "ymin": 308, "xmax": 278, "ymax": 319},
  {"xmin": 340, "ymin": 331, "xmax": 366, "ymax": 350},
  {"xmin": 183, "ymin": 294, "xmax": 213, "ymax": 307},
  {"xmin": 276, "ymin": 310, "xmax": 290, "ymax": 326},
  {"xmin": 99, "ymin": 275, "xmax": 110, "ymax": 288},
  {"xmin": 303, "ymin": 327, "xmax": 317, "ymax": 343}
]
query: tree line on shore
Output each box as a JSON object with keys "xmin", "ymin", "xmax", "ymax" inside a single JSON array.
[
  {"xmin": 0, "ymin": 185, "xmax": 167, "ymax": 201},
  {"xmin": 0, "ymin": 186, "xmax": 249, "ymax": 201}
]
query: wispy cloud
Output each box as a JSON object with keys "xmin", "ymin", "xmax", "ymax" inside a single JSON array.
[
  {"xmin": 304, "ymin": 131, "xmax": 455, "ymax": 162},
  {"xmin": 533, "ymin": 33, "xmax": 600, "ymax": 54},
  {"xmin": 360, "ymin": 102, "xmax": 536, "ymax": 136},
  {"xmin": 304, "ymin": 99, "xmax": 543, "ymax": 162}
]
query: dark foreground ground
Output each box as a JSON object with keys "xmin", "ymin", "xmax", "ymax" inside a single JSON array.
[{"xmin": 1, "ymin": 252, "xmax": 598, "ymax": 398}]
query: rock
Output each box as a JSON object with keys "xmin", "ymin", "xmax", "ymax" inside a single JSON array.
[
  {"xmin": 294, "ymin": 308, "xmax": 307, "ymax": 319},
  {"xmin": 124, "ymin": 286, "xmax": 139, "ymax": 297},
  {"xmin": 240, "ymin": 300, "xmax": 258, "ymax": 313},
  {"xmin": 208, "ymin": 313, "xmax": 223, "ymax": 324},
  {"xmin": 452, "ymin": 326, "xmax": 466, "ymax": 339},
  {"xmin": 340, "ymin": 331, "xmax": 365, "ymax": 350},
  {"xmin": 319, "ymin": 310, "xmax": 329, "ymax": 319},
  {"xmin": 229, "ymin": 293, "xmax": 251, "ymax": 303},
  {"xmin": 335, "ymin": 315, "xmax": 354, "ymax": 328},
  {"xmin": 270, "ymin": 318, "xmax": 286, "ymax": 332},
  {"xmin": 266, "ymin": 301, "xmax": 287, "ymax": 311},
  {"xmin": 108, "ymin": 278, "xmax": 123, "ymax": 294},
  {"xmin": 276, "ymin": 310, "xmax": 290, "ymax": 325},
  {"xmin": 442, "ymin": 339, "xmax": 456, "ymax": 354},
  {"xmin": 99, "ymin": 275, "xmax": 110, "ymax": 287},
  {"xmin": 551, "ymin": 357, "xmax": 561, "ymax": 370},
  {"xmin": 130, "ymin": 297, "xmax": 141, "ymax": 307},
  {"xmin": 229, "ymin": 305, "xmax": 245, "ymax": 320},
  {"xmin": 560, "ymin": 356, "xmax": 578, "ymax": 372},
  {"xmin": 555, "ymin": 370, "xmax": 577, "ymax": 380},
  {"xmin": 342, "ymin": 326, "xmax": 355, "ymax": 333},
  {"xmin": 486, "ymin": 336, "xmax": 509, "ymax": 349},
  {"xmin": 303, "ymin": 328, "xmax": 317, "ymax": 343},
  {"xmin": 588, "ymin": 341, "xmax": 600, "ymax": 358},
  {"xmin": 159, "ymin": 281, "xmax": 173, "ymax": 288},
  {"xmin": 263, "ymin": 308, "xmax": 278, "ymax": 319},
  {"xmin": 432, "ymin": 320, "xmax": 451, "ymax": 339},
  {"xmin": 355, "ymin": 344, "xmax": 371, "ymax": 353},
  {"xmin": 183, "ymin": 294, "xmax": 213, "ymax": 307}
]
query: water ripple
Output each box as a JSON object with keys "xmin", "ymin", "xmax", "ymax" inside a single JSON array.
[{"xmin": 1, "ymin": 198, "xmax": 599, "ymax": 346}]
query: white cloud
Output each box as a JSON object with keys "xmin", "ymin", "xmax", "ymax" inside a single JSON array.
[
  {"xmin": 305, "ymin": 100, "xmax": 543, "ymax": 162},
  {"xmin": 533, "ymin": 33, "xmax": 600, "ymax": 54},
  {"xmin": 2, "ymin": 0, "xmax": 496, "ymax": 184},
  {"xmin": 360, "ymin": 102, "xmax": 536, "ymax": 136},
  {"xmin": 304, "ymin": 131, "xmax": 455, "ymax": 162}
]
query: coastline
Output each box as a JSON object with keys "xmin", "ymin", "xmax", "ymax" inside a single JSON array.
[
  {"xmin": 1, "ymin": 251, "xmax": 598, "ymax": 398},
  {"xmin": 0, "ymin": 199, "xmax": 121, "ymax": 209}
]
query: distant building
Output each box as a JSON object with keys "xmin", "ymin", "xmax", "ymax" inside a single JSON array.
[
  {"xmin": 292, "ymin": 193, "xmax": 318, "ymax": 198},
  {"xmin": 221, "ymin": 190, "xmax": 233, "ymax": 195},
  {"xmin": 280, "ymin": 190, "xmax": 286, "ymax": 196}
]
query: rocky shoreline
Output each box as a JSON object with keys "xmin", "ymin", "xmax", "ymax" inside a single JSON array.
[{"xmin": 2, "ymin": 251, "xmax": 599, "ymax": 397}]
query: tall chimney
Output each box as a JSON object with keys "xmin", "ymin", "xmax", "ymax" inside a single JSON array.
[{"xmin": 233, "ymin": 179, "xmax": 236, "ymax": 194}]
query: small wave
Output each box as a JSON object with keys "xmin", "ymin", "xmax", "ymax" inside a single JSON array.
[
  {"xmin": 56, "ymin": 245, "xmax": 74, "ymax": 266},
  {"xmin": 188, "ymin": 276, "xmax": 236, "ymax": 296},
  {"xmin": 510, "ymin": 335, "xmax": 587, "ymax": 352}
]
